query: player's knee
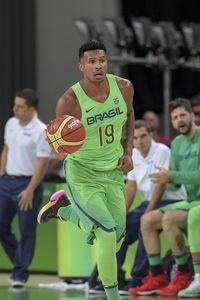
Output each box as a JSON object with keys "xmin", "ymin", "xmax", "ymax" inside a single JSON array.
[
  {"xmin": 162, "ymin": 211, "xmax": 174, "ymax": 231},
  {"xmin": 141, "ymin": 212, "xmax": 155, "ymax": 233},
  {"xmin": 95, "ymin": 227, "xmax": 117, "ymax": 247}
]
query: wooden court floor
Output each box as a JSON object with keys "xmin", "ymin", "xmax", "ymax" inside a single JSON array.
[{"xmin": 0, "ymin": 273, "xmax": 183, "ymax": 300}]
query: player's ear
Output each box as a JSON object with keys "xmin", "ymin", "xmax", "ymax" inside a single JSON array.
[{"xmin": 78, "ymin": 62, "xmax": 84, "ymax": 72}]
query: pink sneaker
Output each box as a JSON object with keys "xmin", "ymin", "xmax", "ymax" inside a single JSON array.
[
  {"xmin": 157, "ymin": 270, "xmax": 193, "ymax": 296},
  {"xmin": 37, "ymin": 190, "xmax": 71, "ymax": 224},
  {"xmin": 129, "ymin": 271, "xmax": 168, "ymax": 295}
]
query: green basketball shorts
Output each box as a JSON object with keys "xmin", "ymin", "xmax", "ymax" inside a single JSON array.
[
  {"xmin": 159, "ymin": 200, "xmax": 200, "ymax": 213},
  {"xmin": 160, "ymin": 200, "xmax": 200, "ymax": 233},
  {"xmin": 64, "ymin": 159, "xmax": 126, "ymax": 245}
]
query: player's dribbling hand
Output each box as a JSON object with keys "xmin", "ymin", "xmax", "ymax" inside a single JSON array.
[{"xmin": 118, "ymin": 154, "xmax": 133, "ymax": 173}]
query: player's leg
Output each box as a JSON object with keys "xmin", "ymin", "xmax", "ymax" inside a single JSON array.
[
  {"xmin": 116, "ymin": 210, "xmax": 140, "ymax": 272},
  {"xmin": 38, "ymin": 163, "xmax": 117, "ymax": 237},
  {"xmin": 133, "ymin": 201, "xmax": 199, "ymax": 296},
  {"xmin": 66, "ymin": 171, "xmax": 121, "ymax": 299},
  {"xmin": 116, "ymin": 210, "xmax": 136, "ymax": 259},
  {"xmin": 130, "ymin": 229, "xmax": 149, "ymax": 286},
  {"xmin": 141, "ymin": 209, "xmax": 163, "ymax": 255},
  {"xmin": 105, "ymin": 169, "xmax": 126, "ymax": 247},
  {"xmin": 95, "ymin": 227, "xmax": 121, "ymax": 300},
  {"xmin": 66, "ymin": 166, "xmax": 123, "ymax": 299},
  {"xmin": 126, "ymin": 202, "xmax": 149, "ymax": 287},
  {"xmin": 129, "ymin": 209, "xmax": 167, "ymax": 295},
  {"xmin": 105, "ymin": 169, "xmax": 132, "ymax": 293},
  {"xmin": 163, "ymin": 210, "xmax": 189, "ymax": 270},
  {"xmin": 0, "ymin": 175, "xmax": 17, "ymax": 263},
  {"xmin": 188, "ymin": 205, "xmax": 200, "ymax": 279},
  {"xmin": 11, "ymin": 181, "xmax": 43, "ymax": 285},
  {"xmin": 38, "ymin": 161, "xmax": 121, "ymax": 300},
  {"xmin": 38, "ymin": 159, "xmax": 84, "ymax": 227},
  {"xmin": 128, "ymin": 201, "xmax": 177, "ymax": 291},
  {"xmin": 156, "ymin": 202, "xmax": 197, "ymax": 296},
  {"xmin": 162, "ymin": 209, "xmax": 188, "ymax": 257},
  {"xmin": 178, "ymin": 205, "xmax": 200, "ymax": 297}
]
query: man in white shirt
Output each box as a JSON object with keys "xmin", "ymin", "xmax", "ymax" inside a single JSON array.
[
  {"xmin": 117, "ymin": 119, "xmax": 187, "ymax": 293},
  {"xmin": 0, "ymin": 89, "xmax": 51, "ymax": 287}
]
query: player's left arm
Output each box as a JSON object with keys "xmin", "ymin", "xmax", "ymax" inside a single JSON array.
[
  {"xmin": 117, "ymin": 77, "xmax": 135, "ymax": 173},
  {"xmin": 18, "ymin": 157, "xmax": 49, "ymax": 211}
]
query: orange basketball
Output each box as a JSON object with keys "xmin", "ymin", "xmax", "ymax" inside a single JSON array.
[{"xmin": 46, "ymin": 115, "xmax": 85, "ymax": 154}]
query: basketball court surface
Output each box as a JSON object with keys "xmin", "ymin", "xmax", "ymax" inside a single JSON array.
[{"xmin": 0, "ymin": 273, "xmax": 187, "ymax": 300}]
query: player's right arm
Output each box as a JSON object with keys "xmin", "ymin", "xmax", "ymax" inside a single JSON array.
[
  {"xmin": 54, "ymin": 88, "xmax": 82, "ymax": 160},
  {"xmin": 0, "ymin": 144, "xmax": 8, "ymax": 175},
  {"xmin": 116, "ymin": 77, "xmax": 134, "ymax": 173},
  {"xmin": 56, "ymin": 88, "xmax": 81, "ymax": 119},
  {"xmin": 124, "ymin": 179, "xmax": 137, "ymax": 213}
]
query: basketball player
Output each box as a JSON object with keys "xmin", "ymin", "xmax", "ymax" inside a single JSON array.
[
  {"xmin": 38, "ymin": 40, "xmax": 135, "ymax": 300},
  {"xmin": 0, "ymin": 89, "xmax": 50, "ymax": 287},
  {"xmin": 130, "ymin": 98, "xmax": 200, "ymax": 297}
]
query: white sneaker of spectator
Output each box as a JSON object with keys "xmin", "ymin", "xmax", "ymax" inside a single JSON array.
[{"xmin": 178, "ymin": 273, "xmax": 200, "ymax": 298}]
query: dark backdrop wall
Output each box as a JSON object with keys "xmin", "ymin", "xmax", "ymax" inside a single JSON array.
[
  {"xmin": 0, "ymin": 0, "xmax": 119, "ymax": 151},
  {"xmin": 122, "ymin": 0, "xmax": 200, "ymax": 22},
  {"xmin": 121, "ymin": 0, "xmax": 200, "ymax": 118},
  {"xmin": 0, "ymin": 0, "xmax": 36, "ymax": 151}
]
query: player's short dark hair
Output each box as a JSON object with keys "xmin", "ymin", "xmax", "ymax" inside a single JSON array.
[
  {"xmin": 169, "ymin": 98, "xmax": 192, "ymax": 114},
  {"xmin": 135, "ymin": 119, "xmax": 152, "ymax": 133},
  {"xmin": 15, "ymin": 88, "xmax": 38, "ymax": 109},
  {"xmin": 79, "ymin": 40, "xmax": 107, "ymax": 60}
]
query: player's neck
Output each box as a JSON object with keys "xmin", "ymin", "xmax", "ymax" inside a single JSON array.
[
  {"xmin": 184, "ymin": 123, "xmax": 198, "ymax": 140},
  {"xmin": 141, "ymin": 148, "xmax": 149, "ymax": 158},
  {"xmin": 81, "ymin": 78, "xmax": 109, "ymax": 103},
  {"xmin": 19, "ymin": 114, "xmax": 34, "ymax": 127}
]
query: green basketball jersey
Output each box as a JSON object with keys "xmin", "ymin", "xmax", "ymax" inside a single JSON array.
[
  {"xmin": 66, "ymin": 74, "xmax": 128, "ymax": 170},
  {"xmin": 170, "ymin": 127, "xmax": 200, "ymax": 201}
]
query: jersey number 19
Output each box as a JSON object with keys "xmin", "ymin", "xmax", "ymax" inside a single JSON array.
[{"xmin": 98, "ymin": 124, "xmax": 114, "ymax": 147}]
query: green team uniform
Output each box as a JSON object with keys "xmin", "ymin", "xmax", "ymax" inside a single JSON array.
[
  {"xmin": 64, "ymin": 74, "xmax": 127, "ymax": 244},
  {"xmin": 160, "ymin": 127, "xmax": 200, "ymax": 223},
  {"xmin": 188, "ymin": 205, "xmax": 200, "ymax": 252}
]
